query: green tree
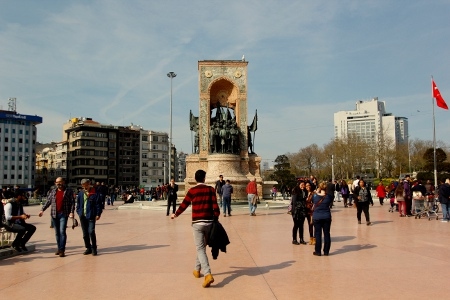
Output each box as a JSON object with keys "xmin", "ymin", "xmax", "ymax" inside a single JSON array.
[
  {"xmin": 269, "ymin": 155, "xmax": 296, "ymax": 189},
  {"xmin": 423, "ymin": 148, "xmax": 447, "ymax": 172}
]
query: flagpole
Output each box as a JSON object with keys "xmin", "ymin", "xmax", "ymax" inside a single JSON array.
[{"xmin": 432, "ymin": 76, "xmax": 438, "ymax": 191}]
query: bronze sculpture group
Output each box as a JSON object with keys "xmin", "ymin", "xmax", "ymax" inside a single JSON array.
[{"xmin": 189, "ymin": 104, "xmax": 257, "ymax": 155}]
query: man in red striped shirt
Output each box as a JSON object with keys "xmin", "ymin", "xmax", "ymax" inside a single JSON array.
[{"xmin": 171, "ymin": 169, "xmax": 220, "ymax": 288}]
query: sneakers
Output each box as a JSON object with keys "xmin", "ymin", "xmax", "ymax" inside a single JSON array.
[
  {"xmin": 441, "ymin": 219, "xmax": 448, "ymax": 222},
  {"xmin": 202, "ymin": 274, "xmax": 214, "ymax": 288},
  {"xmin": 193, "ymin": 270, "xmax": 201, "ymax": 278}
]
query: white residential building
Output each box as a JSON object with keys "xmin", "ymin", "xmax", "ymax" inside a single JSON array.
[
  {"xmin": 334, "ymin": 97, "xmax": 408, "ymax": 147},
  {"xmin": 0, "ymin": 104, "xmax": 42, "ymax": 187}
]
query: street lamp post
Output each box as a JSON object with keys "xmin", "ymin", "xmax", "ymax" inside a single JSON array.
[{"xmin": 167, "ymin": 71, "xmax": 176, "ymax": 183}]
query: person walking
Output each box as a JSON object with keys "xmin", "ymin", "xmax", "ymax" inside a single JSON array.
[
  {"xmin": 215, "ymin": 175, "xmax": 225, "ymax": 206},
  {"xmin": 312, "ymin": 181, "xmax": 332, "ymax": 256},
  {"xmin": 76, "ymin": 179, "xmax": 103, "ymax": 256},
  {"xmin": 353, "ymin": 179, "xmax": 374, "ymax": 225},
  {"xmin": 171, "ymin": 169, "xmax": 220, "ymax": 288},
  {"xmin": 375, "ymin": 182, "xmax": 386, "ymax": 206},
  {"xmin": 166, "ymin": 178, "xmax": 178, "ymax": 216},
  {"xmin": 221, "ymin": 179, "xmax": 233, "ymax": 217},
  {"xmin": 246, "ymin": 178, "xmax": 258, "ymax": 216},
  {"xmin": 38, "ymin": 177, "xmax": 75, "ymax": 257},
  {"xmin": 340, "ymin": 180, "xmax": 350, "ymax": 207}
]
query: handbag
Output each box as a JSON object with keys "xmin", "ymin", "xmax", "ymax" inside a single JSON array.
[
  {"xmin": 310, "ymin": 195, "xmax": 325, "ymax": 224},
  {"xmin": 287, "ymin": 204, "xmax": 292, "ymax": 214}
]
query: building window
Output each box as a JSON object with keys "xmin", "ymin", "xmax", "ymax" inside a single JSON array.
[
  {"xmin": 3, "ymin": 174, "xmax": 6, "ymax": 179},
  {"xmin": 152, "ymin": 136, "xmax": 158, "ymax": 142},
  {"xmin": 142, "ymin": 135, "xmax": 148, "ymax": 141}
]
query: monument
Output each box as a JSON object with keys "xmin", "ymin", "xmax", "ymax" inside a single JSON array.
[{"xmin": 185, "ymin": 60, "xmax": 262, "ymax": 199}]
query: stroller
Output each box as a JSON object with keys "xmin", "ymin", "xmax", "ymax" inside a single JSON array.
[{"xmin": 388, "ymin": 190, "xmax": 397, "ymax": 213}]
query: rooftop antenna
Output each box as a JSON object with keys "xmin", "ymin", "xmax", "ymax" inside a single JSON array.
[{"xmin": 8, "ymin": 97, "xmax": 17, "ymax": 112}]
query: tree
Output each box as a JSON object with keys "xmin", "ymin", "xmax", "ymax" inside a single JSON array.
[
  {"xmin": 423, "ymin": 148, "xmax": 448, "ymax": 172},
  {"xmin": 268, "ymin": 155, "xmax": 296, "ymax": 189}
]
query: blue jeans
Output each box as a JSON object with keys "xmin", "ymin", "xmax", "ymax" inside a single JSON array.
[
  {"xmin": 222, "ymin": 195, "xmax": 231, "ymax": 215},
  {"xmin": 52, "ymin": 213, "xmax": 68, "ymax": 251},
  {"xmin": 248, "ymin": 194, "xmax": 257, "ymax": 214},
  {"xmin": 314, "ymin": 218, "xmax": 332, "ymax": 255},
  {"xmin": 80, "ymin": 216, "xmax": 97, "ymax": 250},
  {"xmin": 441, "ymin": 203, "xmax": 449, "ymax": 220},
  {"xmin": 192, "ymin": 223, "xmax": 212, "ymax": 275}
]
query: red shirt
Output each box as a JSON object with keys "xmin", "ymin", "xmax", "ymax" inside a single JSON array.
[
  {"xmin": 246, "ymin": 181, "xmax": 257, "ymax": 194},
  {"xmin": 376, "ymin": 185, "xmax": 386, "ymax": 198},
  {"xmin": 55, "ymin": 189, "xmax": 64, "ymax": 213}
]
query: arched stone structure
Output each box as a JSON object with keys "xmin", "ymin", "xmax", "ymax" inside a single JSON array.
[{"xmin": 185, "ymin": 60, "xmax": 262, "ymax": 199}]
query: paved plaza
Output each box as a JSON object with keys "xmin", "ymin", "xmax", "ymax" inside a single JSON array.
[{"xmin": 1, "ymin": 200, "xmax": 449, "ymax": 300}]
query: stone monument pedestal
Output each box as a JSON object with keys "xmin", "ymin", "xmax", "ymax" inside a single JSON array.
[{"xmin": 185, "ymin": 153, "xmax": 262, "ymax": 200}]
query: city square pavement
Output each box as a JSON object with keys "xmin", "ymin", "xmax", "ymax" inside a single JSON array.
[{"xmin": 1, "ymin": 200, "xmax": 449, "ymax": 300}]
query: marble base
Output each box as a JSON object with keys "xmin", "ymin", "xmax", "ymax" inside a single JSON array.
[{"xmin": 185, "ymin": 153, "xmax": 262, "ymax": 200}]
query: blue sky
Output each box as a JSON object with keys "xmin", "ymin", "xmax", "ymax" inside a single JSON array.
[{"xmin": 1, "ymin": 0, "xmax": 450, "ymax": 164}]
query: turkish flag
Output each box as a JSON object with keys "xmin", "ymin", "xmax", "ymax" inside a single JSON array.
[{"xmin": 432, "ymin": 79, "xmax": 448, "ymax": 110}]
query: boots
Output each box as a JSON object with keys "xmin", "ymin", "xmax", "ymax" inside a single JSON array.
[
  {"xmin": 193, "ymin": 270, "xmax": 201, "ymax": 278},
  {"xmin": 202, "ymin": 274, "xmax": 214, "ymax": 288},
  {"xmin": 309, "ymin": 237, "xmax": 314, "ymax": 245}
]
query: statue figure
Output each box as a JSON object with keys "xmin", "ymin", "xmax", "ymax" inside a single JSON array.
[
  {"xmin": 219, "ymin": 124, "xmax": 227, "ymax": 153},
  {"xmin": 230, "ymin": 123, "xmax": 240, "ymax": 154},
  {"xmin": 194, "ymin": 130, "xmax": 199, "ymax": 154}
]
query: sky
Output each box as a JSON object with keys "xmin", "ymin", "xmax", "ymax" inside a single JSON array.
[{"xmin": 1, "ymin": 0, "xmax": 450, "ymax": 166}]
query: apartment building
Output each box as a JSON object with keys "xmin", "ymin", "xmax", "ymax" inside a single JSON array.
[{"xmin": 0, "ymin": 102, "xmax": 42, "ymax": 187}]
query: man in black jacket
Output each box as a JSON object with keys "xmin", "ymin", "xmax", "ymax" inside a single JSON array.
[{"xmin": 166, "ymin": 178, "xmax": 178, "ymax": 216}]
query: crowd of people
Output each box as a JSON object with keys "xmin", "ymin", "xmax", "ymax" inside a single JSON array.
[
  {"xmin": 2, "ymin": 172, "xmax": 450, "ymax": 289},
  {"xmin": 287, "ymin": 174, "xmax": 450, "ymax": 257}
]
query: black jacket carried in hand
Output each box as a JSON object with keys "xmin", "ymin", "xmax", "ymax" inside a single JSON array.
[{"xmin": 208, "ymin": 221, "xmax": 230, "ymax": 259}]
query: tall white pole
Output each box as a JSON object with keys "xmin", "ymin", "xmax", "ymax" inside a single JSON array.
[
  {"xmin": 432, "ymin": 77, "xmax": 438, "ymax": 190},
  {"xmin": 167, "ymin": 72, "xmax": 176, "ymax": 184}
]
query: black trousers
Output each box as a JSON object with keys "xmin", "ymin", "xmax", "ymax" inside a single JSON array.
[
  {"xmin": 356, "ymin": 201, "xmax": 370, "ymax": 222},
  {"xmin": 292, "ymin": 214, "xmax": 306, "ymax": 241},
  {"xmin": 166, "ymin": 196, "xmax": 177, "ymax": 215},
  {"xmin": 8, "ymin": 222, "xmax": 36, "ymax": 247}
]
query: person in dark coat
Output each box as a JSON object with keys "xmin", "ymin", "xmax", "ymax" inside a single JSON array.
[
  {"xmin": 353, "ymin": 179, "xmax": 374, "ymax": 225},
  {"xmin": 290, "ymin": 181, "xmax": 307, "ymax": 245}
]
